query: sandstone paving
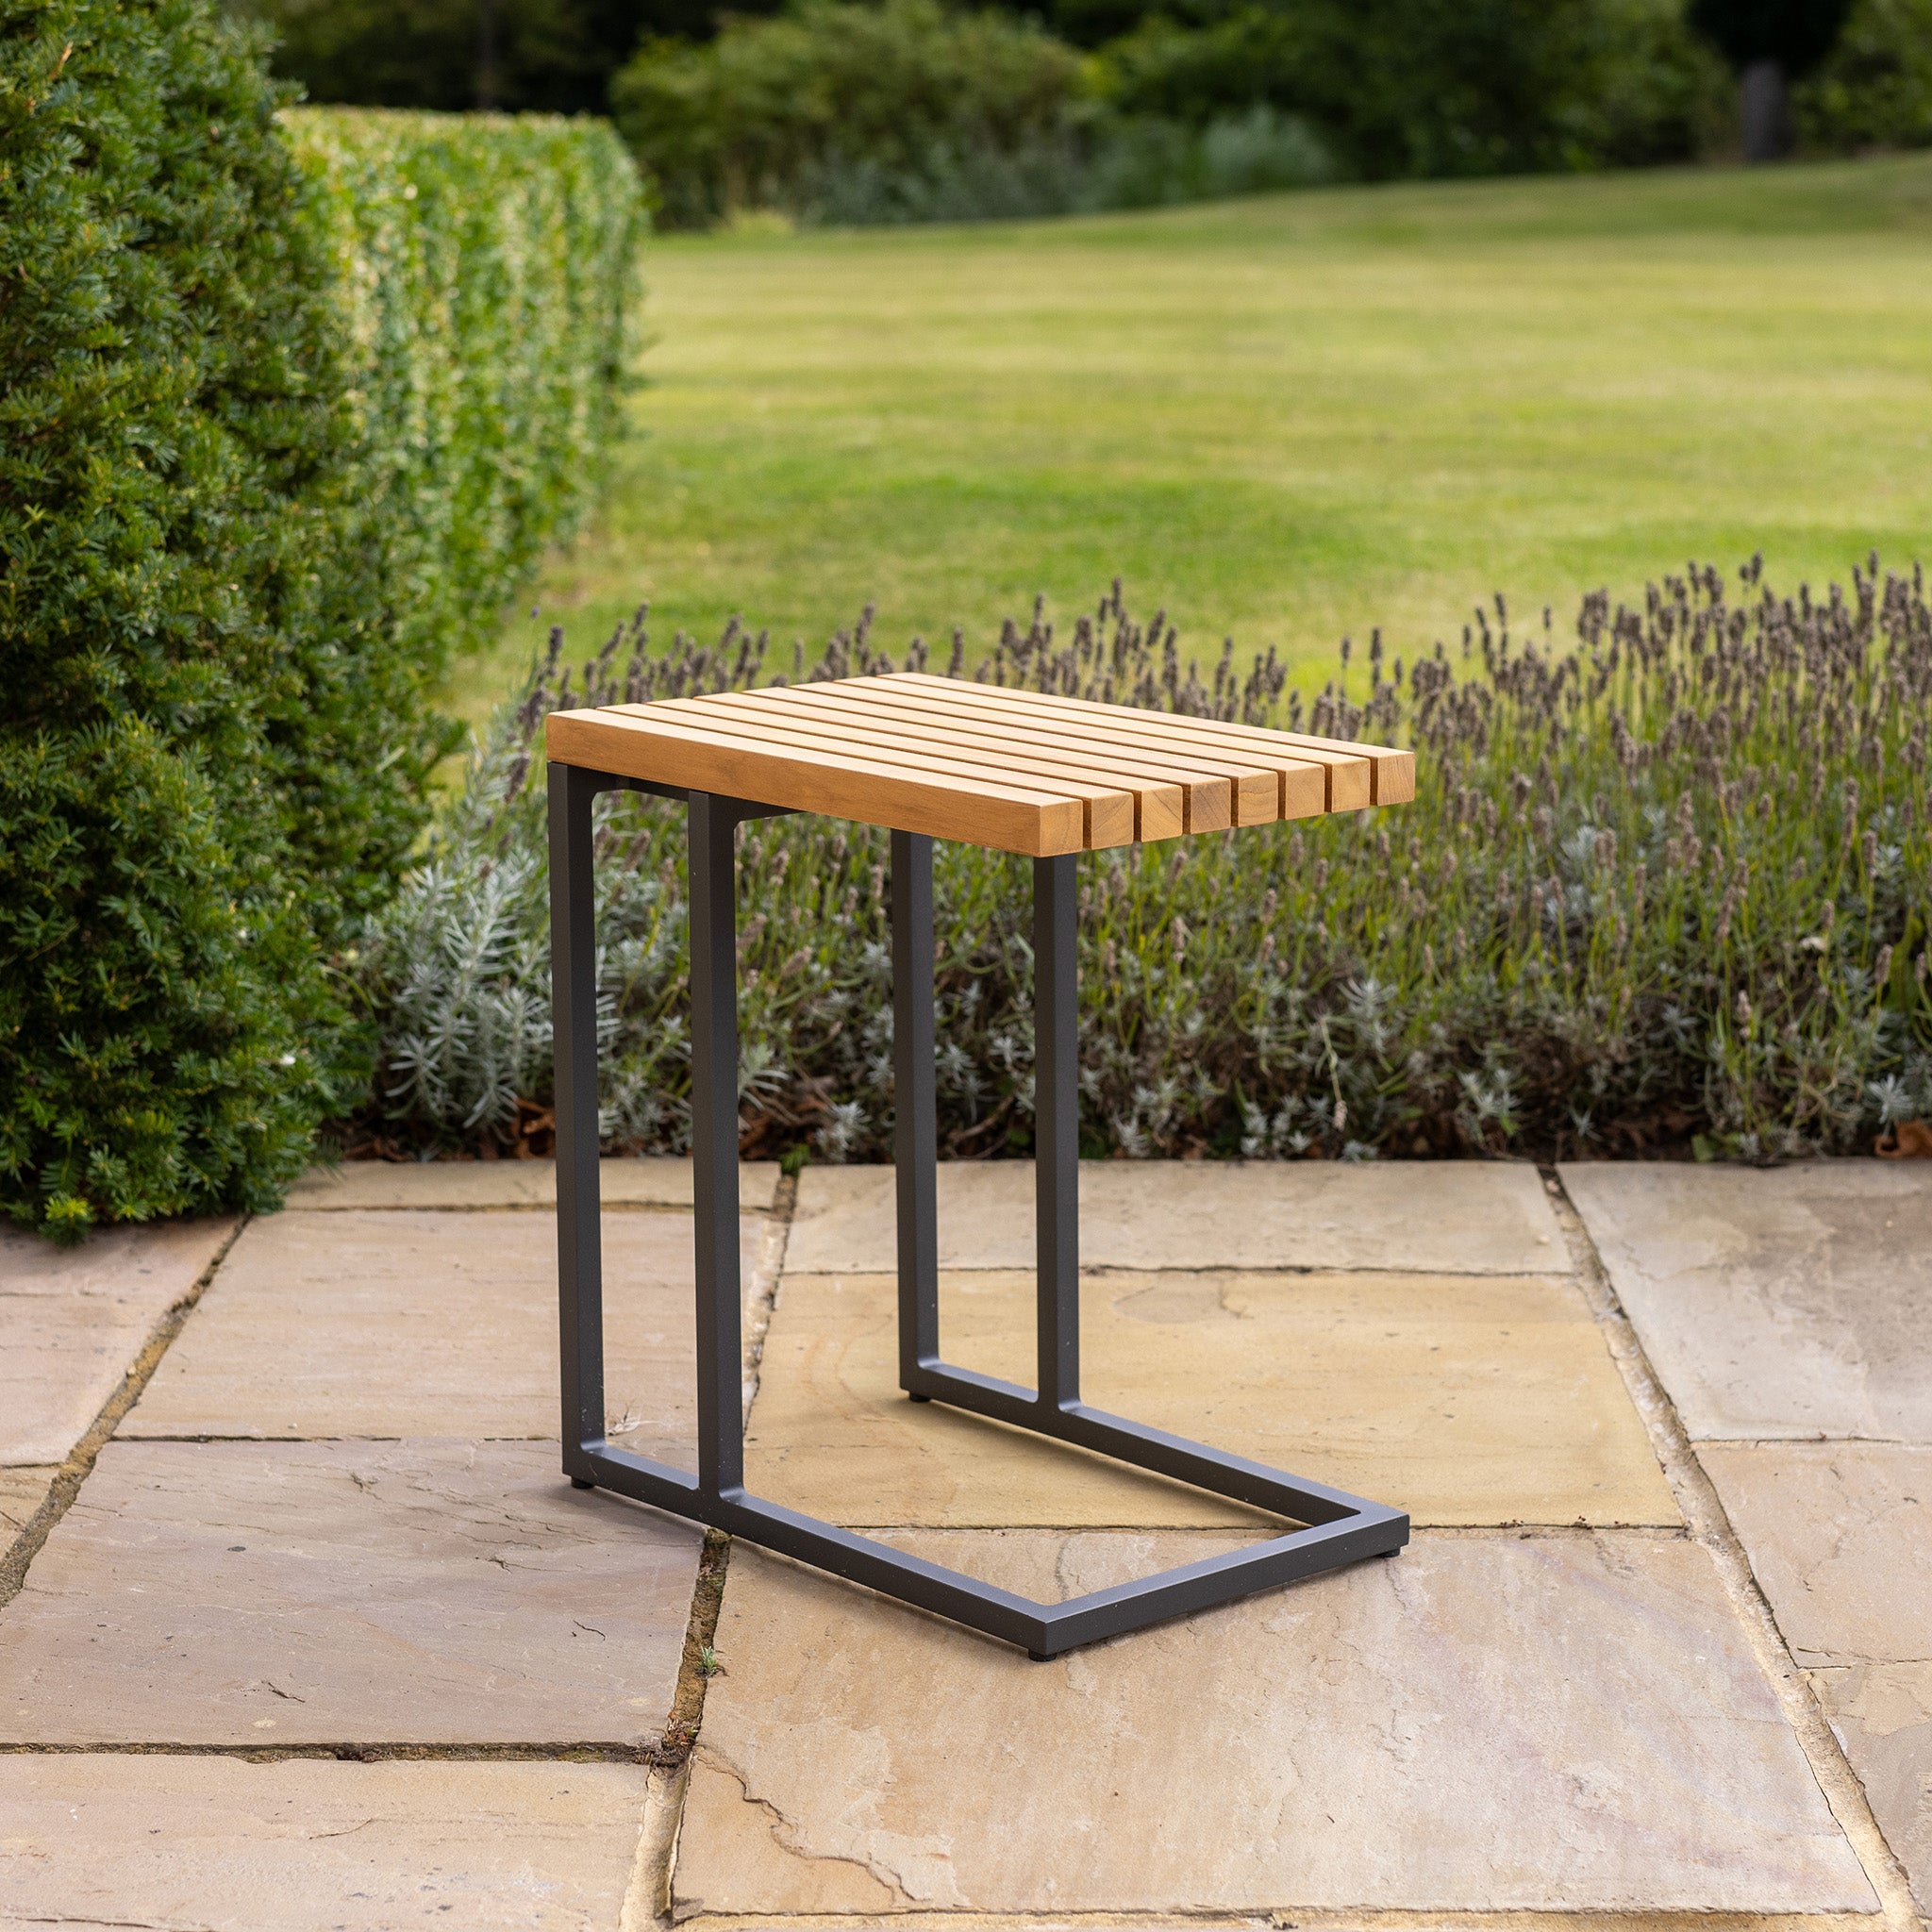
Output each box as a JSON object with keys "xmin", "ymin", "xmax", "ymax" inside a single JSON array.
[
  {"xmin": 788, "ymin": 1159, "xmax": 1566, "ymax": 1275},
  {"xmin": 1701, "ymin": 1441, "xmax": 1932, "ymax": 1916},
  {"xmin": 672, "ymin": 1527, "xmax": 1874, "ymax": 1917},
  {"xmin": 1559, "ymin": 1162, "xmax": 1932, "ymax": 1441},
  {"xmin": 0, "ymin": 1753, "xmax": 647, "ymax": 1930},
  {"xmin": 0, "ymin": 1218, "xmax": 234, "ymax": 1466},
  {"xmin": 1701, "ymin": 1442, "xmax": 1932, "ymax": 1668},
  {"xmin": 0, "ymin": 1468, "xmax": 54, "ymax": 1552},
  {"xmin": 285, "ymin": 1155, "xmax": 782, "ymax": 1211},
  {"xmin": 122, "ymin": 1207, "xmax": 774, "ymax": 1455},
  {"xmin": 0, "ymin": 1439, "xmax": 699, "ymax": 1746},
  {"xmin": 744, "ymin": 1267, "xmax": 1675, "ymax": 1527}
]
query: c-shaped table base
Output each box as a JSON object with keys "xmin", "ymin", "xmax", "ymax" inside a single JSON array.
[{"xmin": 549, "ymin": 762, "xmax": 1408, "ymax": 1658}]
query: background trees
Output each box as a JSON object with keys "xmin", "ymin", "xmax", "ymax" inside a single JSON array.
[
  {"xmin": 234, "ymin": 0, "xmax": 1915, "ymax": 220},
  {"xmin": 1689, "ymin": 0, "xmax": 1857, "ymax": 157}
]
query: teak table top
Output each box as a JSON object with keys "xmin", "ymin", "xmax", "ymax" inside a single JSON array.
[{"xmin": 544, "ymin": 672, "xmax": 1412, "ymax": 857}]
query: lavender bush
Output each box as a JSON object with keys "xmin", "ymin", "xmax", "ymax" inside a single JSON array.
[{"xmin": 350, "ymin": 557, "xmax": 1932, "ymax": 1164}]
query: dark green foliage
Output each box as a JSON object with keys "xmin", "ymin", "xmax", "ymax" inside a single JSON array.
[
  {"xmin": 2, "ymin": 725, "xmax": 339, "ymax": 1241},
  {"xmin": 0, "ymin": 8, "xmax": 645, "ymax": 1240},
  {"xmin": 1690, "ymin": 0, "xmax": 1854, "ymax": 158},
  {"xmin": 238, "ymin": 0, "xmax": 719, "ymax": 115},
  {"xmin": 1794, "ymin": 0, "xmax": 1932, "ymax": 150},
  {"xmin": 1099, "ymin": 0, "xmax": 1726, "ymax": 179},
  {"xmin": 1689, "ymin": 0, "xmax": 1854, "ymax": 73},
  {"xmin": 612, "ymin": 0, "xmax": 1092, "ymax": 228},
  {"xmin": 0, "ymin": 0, "xmax": 355, "ymax": 1239},
  {"xmin": 612, "ymin": 0, "xmax": 1737, "ymax": 225}
]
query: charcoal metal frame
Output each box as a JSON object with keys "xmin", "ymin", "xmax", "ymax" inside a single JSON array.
[{"xmin": 549, "ymin": 760, "xmax": 1408, "ymax": 1658}]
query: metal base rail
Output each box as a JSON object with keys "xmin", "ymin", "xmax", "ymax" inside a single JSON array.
[{"xmin": 549, "ymin": 762, "xmax": 1408, "ymax": 1658}]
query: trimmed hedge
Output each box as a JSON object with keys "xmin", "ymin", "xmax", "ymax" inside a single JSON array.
[
  {"xmin": 285, "ymin": 108, "xmax": 645, "ymax": 689},
  {"xmin": 0, "ymin": 6, "xmax": 644, "ymax": 1241}
]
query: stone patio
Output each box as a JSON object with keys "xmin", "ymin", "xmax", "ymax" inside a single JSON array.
[{"xmin": 1, "ymin": 1157, "xmax": 1925, "ymax": 1929}]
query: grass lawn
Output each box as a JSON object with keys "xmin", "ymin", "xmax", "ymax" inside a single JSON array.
[{"xmin": 459, "ymin": 153, "xmax": 1932, "ymax": 727}]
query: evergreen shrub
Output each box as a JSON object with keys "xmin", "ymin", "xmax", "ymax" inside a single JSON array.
[
  {"xmin": 612, "ymin": 0, "xmax": 1093, "ymax": 228},
  {"xmin": 0, "ymin": 3, "xmax": 643, "ymax": 1240},
  {"xmin": 355, "ymin": 558, "xmax": 1932, "ymax": 1168}
]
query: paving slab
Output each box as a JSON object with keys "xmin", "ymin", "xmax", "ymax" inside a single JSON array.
[
  {"xmin": 1559, "ymin": 1161, "xmax": 1932, "ymax": 1441},
  {"xmin": 673, "ymin": 1527, "xmax": 1872, "ymax": 1917},
  {"xmin": 123, "ymin": 1208, "xmax": 774, "ymax": 1454},
  {"xmin": 0, "ymin": 1467, "xmax": 54, "ymax": 1550},
  {"xmin": 0, "ymin": 1218, "xmax": 235, "ymax": 1465},
  {"xmin": 788, "ymin": 1160, "xmax": 1565, "ymax": 1274},
  {"xmin": 1702, "ymin": 1442, "xmax": 1932, "ymax": 1668},
  {"xmin": 746, "ymin": 1268, "xmax": 1674, "ymax": 1527},
  {"xmin": 1702, "ymin": 1441, "xmax": 1932, "ymax": 1915},
  {"xmin": 0, "ymin": 1439, "xmax": 700, "ymax": 1746},
  {"xmin": 0, "ymin": 1753, "xmax": 647, "ymax": 1931},
  {"xmin": 1808, "ymin": 1661, "xmax": 1932, "ymax": 1923},
  {"xmin": 286, "ymin": 1156, "xmax": 782, "ymax": 1211}
]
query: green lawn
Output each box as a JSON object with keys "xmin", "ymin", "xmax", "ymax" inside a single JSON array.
[{"xmin": 461, "ymin": 153, "xmax": 1932, "ymax": 725}]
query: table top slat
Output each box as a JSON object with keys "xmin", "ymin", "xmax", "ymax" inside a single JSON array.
[
  {"xmin": 731, "ymin": 685, "xmax": 1241, "ymax": 833},
  {"xmin": 546, "ymin": 705, "xmax": 1085, "ymax": 855},
  {"xmin": 545, "ymin": 672, "xmax": 1408, "ymax": 853},
  {"xmin": 865, "ymin": 674, "xmax": 1343, "ymax": 812},
  {"xmin": 713, "ymin": 686, "xmax": 1186, "ymax": 841},
  {"xmin": 791, "ymin": 679, "xmax": 1276, "ymax": 830},
  {"xmin": 651, "ymin": 693, "xmax": 1142, "ymax": 847},
  {"xmin": 891, "ymin": 674, "xmax": 1407, "ymax": 809}
]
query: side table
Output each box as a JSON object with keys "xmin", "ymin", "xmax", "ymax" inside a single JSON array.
[{"xmin": 545, "ymin": 671, "xmax": 1416, "ymax": 1657}]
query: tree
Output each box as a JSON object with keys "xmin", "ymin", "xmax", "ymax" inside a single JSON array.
[
  {"xmin": 234, "ymin": 0, "xmax": 774, "ymax": 109},
  {"xmin": 1099, "ymin": 0, "xmax": 1721, "ymax": 180},
  {"xmin": 1689, "ymin": 0, "xmax": 1856, "ymax": 157}
]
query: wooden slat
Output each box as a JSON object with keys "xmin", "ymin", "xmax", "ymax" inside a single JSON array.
[
  {"xmin": 725, "ymin": 684, "xmax": 1215, "ymax": 838},
  {"xmin": 790, "ymin": 679, "xmax": 1263, "ymax": 831},
  {"xmin": 979, "ymin": 675, "xmax": 1410, "ymax": 810},
  {"xmin": 888, "ymin": 673, "xmax": 1368, "ymax": 813},
  {"xmin": 655, "ymin": 692, "xmax": 1142, "ymax": 847},
  {"xmin": 1274, "ymin": 733, "xmax": 1415, "ymax": 805},
  {"xmin": 545, "ymin": 708, "xmax": 1085, "ymax": 856},
  {"xmin": 603, "ymin": 700, "xmax": 1124, "ymax": 851},
  {"xmin": 807, "ymin": 676, "xmax": 1282, "ymax": 828},
  {"xmin": 704, "ymin": 688, "xmax": 1181, "ymax": 842},
  {"xmin": 866, "ymin": 673, "xmax": 1339, "ymax": 814},
  {"xmin": 889, "ymin": 673, "xmax": 1383, "ymax": 812}
]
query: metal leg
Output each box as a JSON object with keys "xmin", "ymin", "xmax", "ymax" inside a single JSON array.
[
  {"xmin": 549, "ymin": 764, "xmax": 605, "ymax": 1485},
  {"xmin": 1033, "ymin": 853, "xmax": 1080, "ymax": 1411},
  {"xmin": 553, "ymin": 762, "xmax": 1408, "ymax": 1659},
  {"xmin": 689, "ymin": 792, "xmax": 745, "ymax": 1496},
  {"xmin": 892, "ymin": 831, "xmax": 939, "ymax": 1394}
]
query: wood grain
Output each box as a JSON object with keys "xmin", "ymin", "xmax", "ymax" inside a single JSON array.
[
  {"xmin": 890, "ymin": 674, "xmax": 1383, "ymax": 812},
  {"xmin": 662, "ymin": 691, "xmax": 1154, "ymax": 845},
  {"xmin": 723, "ymin": 685, "xmax": 1219, "ymax": 837},
  {"xmin": 791, "ymin": 679, "xmax": 1271, "ymax": 832},
  {"xmin": 545, "ymin": 671, "xmax": 1409, "ymax": 853},
  {"xmin": 545, "ymin": 708, "xmax": 1085, "ymax": 855}
]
